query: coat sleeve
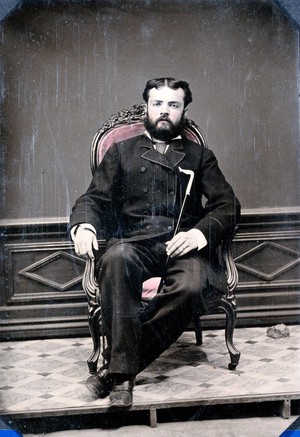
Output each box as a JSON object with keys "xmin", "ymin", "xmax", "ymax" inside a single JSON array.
[
  {"xmin": 193, "ymin": 148, "xmax": 241, "ymax": 250},
  {"xmin": 69, "ymin": 145, "xmax": 120, "ymax": 235}
]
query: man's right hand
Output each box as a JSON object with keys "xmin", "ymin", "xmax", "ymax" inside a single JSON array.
[{"xmin": 72, "ymin": 226, "xmax": 99, "ymax": 259}]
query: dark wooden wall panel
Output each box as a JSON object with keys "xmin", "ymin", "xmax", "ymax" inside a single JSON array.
[
  {"xmin": 1, "ymin": 212, "xmax": 300, "ymax": 340},
  {"xmin": 193, "ymin": 212, "xmax": 300, "ymax": 328},
  {"xmin": 0, "ymin": 222, "xmax": 100, "ymax": 339},
  {"xmin": 233, "ymin": 214, "xmax": 300, "ymax": 326}
]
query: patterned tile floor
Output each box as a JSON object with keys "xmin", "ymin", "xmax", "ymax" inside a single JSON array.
[{"xmin": 0, "ymin": 325, "xmax": 300, "ymax": 422}]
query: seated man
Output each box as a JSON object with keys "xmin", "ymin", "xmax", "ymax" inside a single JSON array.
[{"xmin": 70, "ymin": 77, "xmax": 241, "ymax": 408}]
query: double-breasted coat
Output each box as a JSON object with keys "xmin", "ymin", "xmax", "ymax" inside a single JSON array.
[{"xmin": 70, "ymin": 134, "xmax": 240, "ymax": 294}]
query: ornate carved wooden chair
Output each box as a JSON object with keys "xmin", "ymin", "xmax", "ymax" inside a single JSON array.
[{"xmin": 82, "ymin": 104, "xmax": 241, "ymax": 375}]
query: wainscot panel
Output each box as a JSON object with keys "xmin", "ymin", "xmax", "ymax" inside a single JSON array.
[
  {"xmin": 201, "ymin": 210, "xmax": 300, "ymax": 329},
  {"xmin": 0, "ymin": 212, "xmax": 299, "ymax": 340},
  {"xmin": 0, "ymin": 220, "xmax": 105, "ymax": 340}
]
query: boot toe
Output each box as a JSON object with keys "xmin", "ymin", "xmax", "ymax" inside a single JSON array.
[
  {"xmin": 109, "ymin": 377, "xmax": 135, "ymax": 408},
  {"xmin": 85, "ymin": 373, "xmax": 113, "ymax": 399}
]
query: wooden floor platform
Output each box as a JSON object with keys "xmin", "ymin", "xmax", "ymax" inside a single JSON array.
[{"xmin": 1, "ymin": 327, "xmax": 300, "ymax": 427}]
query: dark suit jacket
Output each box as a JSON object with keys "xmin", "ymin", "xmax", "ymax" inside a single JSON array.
[{"xmin": 70, "ymin": 135, "xmax": 240, "ymax": 253}]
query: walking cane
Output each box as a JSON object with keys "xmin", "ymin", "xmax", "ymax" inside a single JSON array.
[{"xmin": 157, "ymin": 167, "xmax": 195, "ymax": 294}]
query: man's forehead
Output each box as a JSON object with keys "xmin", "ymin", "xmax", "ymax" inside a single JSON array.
[{"xmin": 148, "ymin": 86, "xmax": 185, "ymax": 102}]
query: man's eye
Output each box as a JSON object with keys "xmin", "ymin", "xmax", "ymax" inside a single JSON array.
[
  {"xmin": 171, "ymin": 103, "xmax": 180, "ymax": 108},
  {"xmin": 153, "ymin": 102, "xmax": 161, "ymax": 107}
]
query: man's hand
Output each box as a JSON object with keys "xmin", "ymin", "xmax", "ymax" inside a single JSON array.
[
  {"xmin": 72, "ymin": 226, "xmax": 98, "ymax": 259},
  {"xmin": 166, "ymin": 231, "xmax": 199, "ymax": 258}
]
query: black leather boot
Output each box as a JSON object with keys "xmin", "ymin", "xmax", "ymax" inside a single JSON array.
[{"xmin": 109, "ymin": 376, "xmax": 135, "ymax": 408}]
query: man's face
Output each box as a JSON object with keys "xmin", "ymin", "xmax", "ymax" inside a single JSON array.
[{"xmin": 145, "ymin": 86, "xmax": 186, "ymax": 142}]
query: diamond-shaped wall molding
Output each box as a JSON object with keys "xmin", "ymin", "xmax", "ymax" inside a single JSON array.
[
  {"xmin": 235, "ymin": 241, "xmax": 300, "ymax": 281},
  {"xmin": 19, "ymin": 251, "xmax": 85, "ymax": 291}
]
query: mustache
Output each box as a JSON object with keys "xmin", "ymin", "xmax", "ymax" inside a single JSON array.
[{"xmin": 156, "ymin": 115, "xmax": 173, "ymax": 124}]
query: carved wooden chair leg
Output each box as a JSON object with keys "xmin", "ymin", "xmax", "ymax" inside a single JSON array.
[
  {"xmin": 218, "ymin": 297, "xmax": 241, "ymax": 370},
  {"xmin": 87, "ymin": 304, "xmax": 102, "ymax": 374},
  {"xmin": 193, "ymin": 312, "xmax": 203, "ymax": 345}
]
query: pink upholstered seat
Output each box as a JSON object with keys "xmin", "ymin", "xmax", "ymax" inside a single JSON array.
[{"xmin": 142, "ymin": 277, "xmax": 161, "ymax": 299}]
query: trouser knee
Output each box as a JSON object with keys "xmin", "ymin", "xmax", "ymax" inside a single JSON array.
[{"xmin": 98, "ymin": 242, "xmax": 139, "ymax": 279}]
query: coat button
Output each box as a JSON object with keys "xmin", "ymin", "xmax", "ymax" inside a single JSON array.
[
  {"xmin": 167, "ymin": 225, "xmax": 172, "ymax": 230},
  {"xmin": 169, "ymin": 190, "xmax": 175, "ymax": 196},
  {"xmin": 141, "ymin": 167, "xmax": 146, "ymax": 172},
  {"xmin": 146, "ymin": 225, "xmax": 151, "ymax": 230},
  {"xmin": 143, "ymin": 187, "xmax": 148, "ymax": 193}
]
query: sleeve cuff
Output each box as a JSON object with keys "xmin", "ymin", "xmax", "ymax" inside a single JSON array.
[
  {"xmin": 71, "ymin": 223, "xmax": 97, "ymax": 240},
  {"xmin": 187, "ymin": 229, "xmax": 208, "ymax": 251}
]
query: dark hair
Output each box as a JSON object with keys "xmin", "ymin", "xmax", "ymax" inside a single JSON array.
[{"xmin": 142, "ymin": 77, "xmax": 193, "ymax": 108}]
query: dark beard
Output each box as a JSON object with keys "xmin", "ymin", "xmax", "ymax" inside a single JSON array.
[{"xmin": 144, "ymin": 114, "xmax": 186, "ymax": 143}]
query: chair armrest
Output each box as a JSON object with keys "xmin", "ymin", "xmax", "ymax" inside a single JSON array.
[
  {"xmin": 222, "ymin": 236, "xmax": 238, "ymax": 299},
  {"xmin": 82, "ymin": 256, "xmax": 100, "ymax": 308}
]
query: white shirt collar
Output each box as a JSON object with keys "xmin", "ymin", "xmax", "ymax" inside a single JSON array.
[{"xmin": 144, "ymin": 130, "xmax": 182, "ymax": 154}]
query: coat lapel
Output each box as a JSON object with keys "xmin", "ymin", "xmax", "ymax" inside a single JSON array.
[{"xmin": 141, "ymin": 138, "xmax": 185, "ymax": 170}]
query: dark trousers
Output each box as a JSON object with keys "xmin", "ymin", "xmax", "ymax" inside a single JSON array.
[{"xmin": 97, "ymin": 239, "xmax": 221, "ymax": 376}]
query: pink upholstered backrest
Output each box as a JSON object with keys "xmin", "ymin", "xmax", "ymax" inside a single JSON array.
[{"xmin": 94, "ymin": 122, "xmax": 145, "ymax": 167}]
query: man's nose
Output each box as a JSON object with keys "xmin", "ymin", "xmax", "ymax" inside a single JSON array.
[{"xmin": 160, "ymin": 108, "xmax": 169, "ymax": 117}]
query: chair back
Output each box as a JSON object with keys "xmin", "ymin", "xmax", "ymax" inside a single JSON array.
[{"xmin": 90, "ymin": 103, "xmax": 207, "ymax": 174}]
